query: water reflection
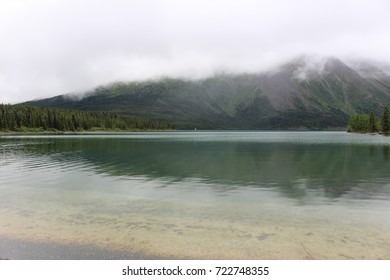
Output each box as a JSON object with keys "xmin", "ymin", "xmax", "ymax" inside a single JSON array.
[
  {"xmin": 1, "ymin": 133, "xmax": 390, "ymax": 200},
  {"xmin": 383, "ymin": 146, "xmax": 389, "ymax": 160}
]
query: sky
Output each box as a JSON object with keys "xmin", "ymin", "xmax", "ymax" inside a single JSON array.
[{"xmin": 1, "ymin": 0, "xmax": 390, "ymax": 103}]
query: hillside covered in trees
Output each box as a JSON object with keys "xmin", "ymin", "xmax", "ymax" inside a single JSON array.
[
  {"xmin": 23, "ymin": 57, "xmax": 390, "ymax": 130},
  {"xmin": 0, "ymin": 104, "xmax": 172, "ymax": 132}
]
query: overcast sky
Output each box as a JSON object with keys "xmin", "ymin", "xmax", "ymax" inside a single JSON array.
[{"xmin": 1, "ymin": 0, "xmax": 390, "ymax": 103}]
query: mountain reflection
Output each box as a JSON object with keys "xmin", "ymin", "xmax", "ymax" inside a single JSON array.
[{"xmin": 3, "ymin": 134, "xmax": 390, "ymax": 199}]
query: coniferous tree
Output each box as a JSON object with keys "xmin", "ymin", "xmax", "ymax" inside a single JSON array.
[
  {"xmin": 348, "ymin": 114, "xmax": 369, "ymax": 133},
  {"xmin": 381, "ymin": 107, "xmax": 390, "ymax": 134},
  {"xmin": 0, "ymin": 106, "xmax": 4, "ymax": 130},
  {"xmin": 7, "ymin": 109, "xmax": 16, "ymax": 130},
  {"xmin": 369, "ymin": 112, "xmax": 378, "ymax": 133}
]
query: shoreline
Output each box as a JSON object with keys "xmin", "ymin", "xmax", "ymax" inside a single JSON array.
[
  {"xmin": 0, "ymin": 129, "xmax": 177, "ymax": 136},
  {"xmin": 0, "ymin": 129, "xmax": 347, "ymax": 136}
]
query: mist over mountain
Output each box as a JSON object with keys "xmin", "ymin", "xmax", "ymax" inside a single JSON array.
[{"xmin": 23, "ymin": 57, "xmax": 390, "ymax": 129}]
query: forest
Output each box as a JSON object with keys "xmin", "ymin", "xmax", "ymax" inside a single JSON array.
[
  {"xmin": 0, "ymin": 104, "xmax": 172, "ymax": 132},
  {"xmin": 347, "ymin": 107, "xmax": 390, "ymax": 134},
  {"xmin": 2, "ymin": 103, "xmax": 390, "ymax": 133}
]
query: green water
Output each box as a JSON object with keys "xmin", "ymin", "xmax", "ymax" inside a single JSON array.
[{"xmin": 1, "ymin": 131, "xmax": 389, "ymax": 259}]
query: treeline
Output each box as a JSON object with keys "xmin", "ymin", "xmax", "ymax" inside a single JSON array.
[
  {"xmin": 348, "ymin": 107, "xmax": 390, "ymax": 134},
  {"xmin": 0, "ymin": 104, "xmax": 172, "ymax": 132}
]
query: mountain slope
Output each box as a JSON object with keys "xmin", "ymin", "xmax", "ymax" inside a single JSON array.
[{"xmin": 23, "ymin": 57, "xmax": 390, "ymax": 129}]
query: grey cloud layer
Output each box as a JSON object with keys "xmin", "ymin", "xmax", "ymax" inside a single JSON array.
[{"xmin": 1, "ymin": 0, "xmax": 390, "ymax": 103}]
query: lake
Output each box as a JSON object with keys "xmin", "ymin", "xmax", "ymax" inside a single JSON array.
[{"xmin": 0, "ymin": 131, "xmax": 389, "ymax": 259}]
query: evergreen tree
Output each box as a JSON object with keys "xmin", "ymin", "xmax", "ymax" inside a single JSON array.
[
  {"xmin": 348, "ymin": 114, "xmax": 370, "ymax": 133},
  {"xmin": 381, "ymin": 107, "xmax": 390, "ymax": 134},
  {"xmin": 369, "ymin": 112, "xmax": 378, "ymax": 133},
  {"xmin": 7, "ymin": 109, "xmax": 17, "ymax": 130},
  {"xmin": 0, "ymin": 106, "xmax": 4, "ymax": 130}
]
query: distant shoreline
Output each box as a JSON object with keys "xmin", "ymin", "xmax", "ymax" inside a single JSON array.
[
  {"xmin": 0, "ymin": 128, "xmax": 346, "ymax": 136},
  {"xmin": 0, "ymin": 129, "xmax": 176, "ymax": 136}
]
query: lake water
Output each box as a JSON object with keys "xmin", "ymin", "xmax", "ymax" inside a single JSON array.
[{"xmin": 1, "ymin": 131, "xmax": 389, "ymax": 259}]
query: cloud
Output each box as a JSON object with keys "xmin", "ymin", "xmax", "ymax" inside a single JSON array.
[{"xmin": 1, "ymin": 0, "xmax": 390, "ymax": 103}]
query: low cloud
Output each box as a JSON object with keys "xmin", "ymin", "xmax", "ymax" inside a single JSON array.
[{"xmin": 1, "ymin": 0, "xmax": 390, "ymax": 103}]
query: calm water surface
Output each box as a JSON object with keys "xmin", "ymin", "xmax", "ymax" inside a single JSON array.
[{"xmin": 1, "ymin": 131, "xmax": 389, "ymax": 259}]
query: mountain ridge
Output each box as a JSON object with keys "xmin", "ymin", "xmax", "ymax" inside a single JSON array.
[{"xmin": 22, "ymin": 57, "xmax": 390, "ymax": 129}]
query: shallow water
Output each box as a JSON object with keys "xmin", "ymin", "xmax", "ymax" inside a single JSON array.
[{"xmin": 0, "ymin": 131, "xmax": 389, "ymax": 259}]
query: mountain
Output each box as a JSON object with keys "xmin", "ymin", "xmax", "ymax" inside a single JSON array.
[{"xmin": 23, "ymin": 57, "xmax": 390, "ymax": 129}]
